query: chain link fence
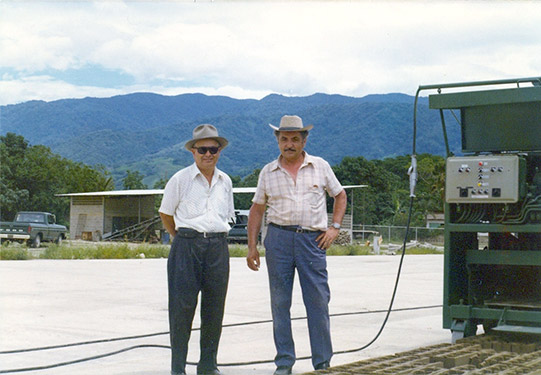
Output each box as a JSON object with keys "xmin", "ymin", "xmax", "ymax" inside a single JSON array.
[{"xmin": 351, "ymin": 225, "xmax": 444, "ymax": 250}]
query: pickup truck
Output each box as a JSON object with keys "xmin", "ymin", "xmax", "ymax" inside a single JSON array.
[{"xmin": 0, "ymin": 211, "xmax": 67, "ymax": 248}]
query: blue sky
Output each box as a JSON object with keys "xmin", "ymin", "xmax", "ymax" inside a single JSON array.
[{"xmin": 1, "ymin": 0, "xmax": 540, "ymax": 106}]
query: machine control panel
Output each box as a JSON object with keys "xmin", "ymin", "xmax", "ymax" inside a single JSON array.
[{"xmin": 446, "ymin": 155, "xmax": 520, "ymax": 203}]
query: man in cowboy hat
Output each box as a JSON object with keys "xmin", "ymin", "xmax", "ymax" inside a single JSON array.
[
  {"xmin": 246, "ymin": 115, "xmax": 347, "ymax": 375},
  {"xmin": 159, "ymin": 124, "xmax": 235, "ymax": 375}
]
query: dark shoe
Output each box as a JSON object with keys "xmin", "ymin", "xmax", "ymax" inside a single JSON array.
[
  {"xmin": 315, "ymin": 361, "xmax": 330, "ymax": 370},
  {"xmin": 197, "ymin": 369, "xmax": 221, "ymax": 375},
  {"xmin": 171, "ymin": 372, "xmax": 186, "ymax": 375},
  {"xmin": 274, "ymin": 366, "xmax": 293, "ymax": 375}
]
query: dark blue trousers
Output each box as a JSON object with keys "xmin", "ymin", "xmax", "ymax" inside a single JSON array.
[
  {"xmin": 167, "ymin": 232, "xmax": 229, "ymax": 374},
  {"xmin": 264, "ymin": 224, "xmax": 333, "ymax": 369}
]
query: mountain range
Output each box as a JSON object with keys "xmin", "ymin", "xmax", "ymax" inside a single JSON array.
[{"xmin": 0, "ymin": 92, "xmax": 460, "ymax": 188}]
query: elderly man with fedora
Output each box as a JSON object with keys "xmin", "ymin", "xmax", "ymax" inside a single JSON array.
[
  {"xmin": 159, "ymin": 124, "xmax": 235, "ymax": 375},
  {"xmin": 246, "ymin": 115, "xmax": 347, "ymax": 375}
]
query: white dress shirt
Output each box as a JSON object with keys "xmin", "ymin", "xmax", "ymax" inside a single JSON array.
[{"xmin": 159, "ymin": 163, "xmax": 235, "ymax": 233}]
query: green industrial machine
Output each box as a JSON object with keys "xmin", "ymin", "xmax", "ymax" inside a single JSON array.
[{"xmin": 425, "ymin": 77, "xmax": 541, "ymax": 340}]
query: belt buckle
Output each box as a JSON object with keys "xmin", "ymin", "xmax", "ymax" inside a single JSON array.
[{"xmin": 203, "ymin": 232, "xmax": 208, "ymax": 238}]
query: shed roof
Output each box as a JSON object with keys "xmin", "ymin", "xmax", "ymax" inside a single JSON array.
[
  {"xmin": 57, "ymin": 185, "xmax": 367, "ymax": 198},
  {"xmin": 57, "ymin": 189, "xmax": 164, "ymax": 197}
]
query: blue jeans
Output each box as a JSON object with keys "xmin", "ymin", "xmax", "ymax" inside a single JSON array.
[{"xmin": 264, "ymin": 224, "xmax": 332, "ymax": 369}]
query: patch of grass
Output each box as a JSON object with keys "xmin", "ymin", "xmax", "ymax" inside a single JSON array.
[
  {"xmin": 326, "ymin": 244, "xmax": 372, "ymax": 256},
  {"xmin": 133, "ymin": 244, "xmax": 170, "ymax": 258},
  {"xmin": 228, "ymin": 243, "xmax": 373, "ymax": 257},
  {"xmin": 39, "ymin": 243, "xmax": 170, "ymax": 260},
  {"xmin": 404, "ymin": 246, "xmax": 443, "ymax": 255},
  {"xmin": 1, "ymin": 241, "xmax": 441, "ymax": 260},
  {"xmin": 0, "ymin": 247, "xmax": 32, "ymax": 260},
  {"xmin": 228, "ymin": 244, "xmax": 266, "ymax": 258}
]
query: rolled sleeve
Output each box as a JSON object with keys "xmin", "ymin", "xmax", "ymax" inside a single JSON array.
[{"xmin": 324, "ymin": 162, "xmax": 343, "ymax": 197}]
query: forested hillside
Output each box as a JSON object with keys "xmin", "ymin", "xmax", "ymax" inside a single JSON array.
[{"xmin": 1, "ymin": 92, "xmax": 460, "ymax": 187}]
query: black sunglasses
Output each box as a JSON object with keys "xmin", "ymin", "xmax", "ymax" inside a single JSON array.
[{"xmin": 194, "ymin": 146, "xmax": 220, "ymax": 155}]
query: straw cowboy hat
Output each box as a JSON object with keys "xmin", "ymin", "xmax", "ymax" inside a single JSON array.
[
  {"xmin": 184, "ymin": 124, "xmax": 229, "ymax": 151},
  {"xmin": 268, "ymin": 115, "xmax": 313, "ymax": 132}
]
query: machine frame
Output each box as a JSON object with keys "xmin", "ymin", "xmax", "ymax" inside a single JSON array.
[{"xmin": 426, "ymin": 77, "xmax": 541, "ymax": 339}]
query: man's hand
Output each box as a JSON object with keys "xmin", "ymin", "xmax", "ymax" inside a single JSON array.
[
  {"xmin": 246, "ymin": 247, "xmax": 261, "ymax": 271},
  {"xmin": 246, "ymin": 203, "xmax": 265, "ymax": 271},
  {"xmin": 316, "ymin": 227, "xmax": 340, "ymax": 250}
]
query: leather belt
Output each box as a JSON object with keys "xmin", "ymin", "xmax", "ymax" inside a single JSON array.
[
  {"xmin": 176, "ymin": 228, "xmax": 227, "ymax": 238},
  {"xmin": 269, "ymin": 222, "xmax": 320, "ymax": 234}
]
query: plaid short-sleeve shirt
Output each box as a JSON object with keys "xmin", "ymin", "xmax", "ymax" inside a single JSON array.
[{"xmin": 253, "ymin": 152, "xmax": 343, "ymax": 231}]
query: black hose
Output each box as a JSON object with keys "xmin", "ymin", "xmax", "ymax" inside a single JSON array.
[
  {"xmin": 0, "ymin": 306, "xmax": 443, "ymax": 373},
  {"xmin": 0, "ymin": 305, "xmax": 441, "ymax": 355},
  {"xmin": 0, "ymin": 345, "xmax": 170, "ymax": 374}
]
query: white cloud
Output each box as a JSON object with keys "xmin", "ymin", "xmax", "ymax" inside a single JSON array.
[
  {"xmin": 0, "ymin": 75, "xmax": 122, "ymax": 105},
  {"xmin": 1, "ymin": 1, "xmax": 540, "ymax": 105}
]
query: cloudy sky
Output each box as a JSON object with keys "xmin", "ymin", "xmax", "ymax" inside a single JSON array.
[{"xmin": 1, "ymin": 0, "xmax": 540, "ymax": 106}]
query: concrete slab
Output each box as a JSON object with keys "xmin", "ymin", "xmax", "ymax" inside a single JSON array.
[{"xmin": 0, "ymin": 254, "xmax": 450, "ymax": 375}]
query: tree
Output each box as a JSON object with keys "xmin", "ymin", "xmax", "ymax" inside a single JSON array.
[
  {"xmin": 123, "ymin": 170, "xmax": 147, "ymax": 190},
  {"xmin": 333, "ymin": 156, "xmax": 404, "ymax": 225},
  {"xmin": 0, "ymin": 133, "xmax": 114, "ymax": 224},
  {"xmin": 153, "ymin": 177, "xmax": 168, "ymax": 189},
  {"xmin": 332, "ymin": 154, "xmax": 445, "ymax": 226},
  {"xmin": 0, "ymin": 133, "xmax": 30, "ymax": 218},
  {"xmin": 232, "ymin": 169, "xmax": 261, "ymax": 210}
]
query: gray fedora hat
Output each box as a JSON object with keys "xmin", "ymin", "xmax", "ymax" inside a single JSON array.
[
  {"xmin": 184, "ymin": 124, "xmax": 229, "ymax": 151},
  {"xmin": 269, "ymin": 115, "xmax": 313, "ymax": 132}
]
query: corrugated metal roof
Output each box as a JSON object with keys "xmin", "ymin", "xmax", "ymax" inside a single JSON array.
[
  {"xmin": 56, "ymin": 189, "xmax": 164, "ymax": 197},
  {"xmin": 56, "ymin": 185, "xmax": 367, "ymax": 197}
]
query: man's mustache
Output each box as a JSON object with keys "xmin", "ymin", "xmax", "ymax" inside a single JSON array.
[{"xmin": 284, "ymin": 148, "xmax": 296, "ymax": 152}]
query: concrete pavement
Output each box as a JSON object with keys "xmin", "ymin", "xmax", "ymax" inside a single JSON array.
[{"xmin": 0, "ymin": 254, "xmax": 450, "ymax": 375}]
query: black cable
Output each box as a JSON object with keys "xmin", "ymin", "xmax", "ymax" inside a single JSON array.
[
  {"xmin": 0, "ymin": 331, "xmax": 169, "ymax": 355},
  {"xmin": 0, "ymin": 304, "xmax": 440, "ymax": 373},
  {"xmin": 0, "ymin": 305, "xmax": 441, "ymax": 355},
  {"xmin": 0, "ymin": 345, "xmax": 170, "ymax": 374}
]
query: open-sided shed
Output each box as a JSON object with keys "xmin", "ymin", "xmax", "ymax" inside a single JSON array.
[{"xmin": 57, "ymin": 190, "xmax": 163, "ymax": 240}]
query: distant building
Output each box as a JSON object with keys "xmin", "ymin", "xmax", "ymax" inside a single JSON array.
[
  {"xmin": 426, "ymin": 212, "xmax": 445, "ymax": 229},
  {"xmin": 57, "ymin": 190, "xmax": 162, "ymax": 240}
]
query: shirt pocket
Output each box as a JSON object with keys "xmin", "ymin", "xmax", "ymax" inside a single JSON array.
[{"xmin": 307, "ymin": 184, "xmax": 324, "ymax": 208}]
